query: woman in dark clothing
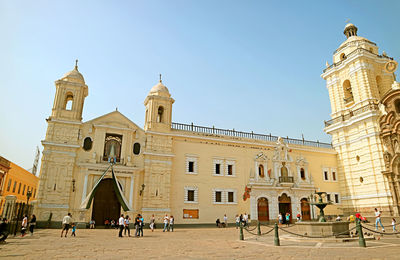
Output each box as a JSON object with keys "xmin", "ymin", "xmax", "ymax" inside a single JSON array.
[{"xmin": 29, "ymin": 215, "xmax": 37, "ymax": 235}]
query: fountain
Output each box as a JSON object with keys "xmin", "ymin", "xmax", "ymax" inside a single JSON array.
[{"xmin": 296, "ymin": 191, "xmax": 350, "ymax": 237}]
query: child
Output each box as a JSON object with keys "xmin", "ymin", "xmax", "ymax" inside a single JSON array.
[
  {"xmin": 392, "ymin": 218, "xmax": 397, "ymax": 232},
  {"xmin": 71, "ymin": 223, "xmax": 76, "ymax": 237}
]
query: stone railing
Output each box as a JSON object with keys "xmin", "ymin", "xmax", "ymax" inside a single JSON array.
[
  {"xmin": 171, "ymin": 122, "xmax": 333, "ymax": 149},
  {"xmin": 324, "ymin": 103, "xmax": 379, "ymax": 127}
]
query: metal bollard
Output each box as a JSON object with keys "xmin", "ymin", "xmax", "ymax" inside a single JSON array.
[
  {"xmin": 240, "ymin": 224, "xmax": 244, "ymax": 240},
  {"xmin": 356, "ymin": 219, "xmax": 366, "ymax": 247},
  {"xmin": 257, "ymin": 221, "xmax": 261, "ymax": 236},
  {"xmin": 274, "ymin": 223, "xmax": 280, "ymax": 246}
]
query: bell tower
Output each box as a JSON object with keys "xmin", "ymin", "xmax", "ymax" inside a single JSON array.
[
  {"xmin": 35, "ymin": 61, "xmax": 88, "ymax": 223},
  {"xmin": 322, "ymin": 23, "xmax": 397, "ymax": 215},
  {"xmin": 144, "ymin": 75, "xmax": 175, "ymax": 131}
]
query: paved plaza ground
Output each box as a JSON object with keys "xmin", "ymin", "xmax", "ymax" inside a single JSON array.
[{"xmin": 1, "ymin": 225, "xmax": 400, "ymax": 259}]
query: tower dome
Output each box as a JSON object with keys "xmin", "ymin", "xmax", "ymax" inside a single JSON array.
[
  {"xmin": 343, "ymin": 23, "xmax": 358, "ymax": 39},
  {"xmin": 61, "ymin": 60, "xmax": 85, "ymax": 84},
  {"xmin": 149, "ymin": 74, "xmax": 170, "ymax": 97}
]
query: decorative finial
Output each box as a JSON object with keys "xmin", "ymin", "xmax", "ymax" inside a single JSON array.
[
  {"xmin": 325, "ymin": 61, "xmax": 330, "ymax": 68},
  {"xmin": 116, "ymin": 107, "xmax": 118, "ymax": 111},
  {"xmin": 75, "ymin": 59, "xmax": 78, "ymax": 70},
  {"xmin": 159, "ymin": 73, "xmax": 162, "ymax": 83}
]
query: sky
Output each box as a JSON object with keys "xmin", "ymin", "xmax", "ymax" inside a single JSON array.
[{"xmin": 1, "ymin": 0, "xmax": 400, "ymax": 169}]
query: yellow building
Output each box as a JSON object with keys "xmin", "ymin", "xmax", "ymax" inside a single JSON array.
[
  {"xmin": 0, "ymin": 158, "xmax": 39, "ymax": 214},
  {"xmin": 34, "ymin": 23, "xmax": 399, "ymax": 226}
]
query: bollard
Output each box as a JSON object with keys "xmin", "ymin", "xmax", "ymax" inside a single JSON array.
[
  {"xmin": 274, "ymin": 223, "xmax": 280, "ymax": 246},
  {"xmin": 356, "ymin": 219, "xmax": 366, "ymax": 247},
  {"xmin": 240, "ymin": 224, "xmax": 244, "ymax": 240},
  {"xmin": 257, "ymin": 221, "xmax": 261, "ymax": 236}
]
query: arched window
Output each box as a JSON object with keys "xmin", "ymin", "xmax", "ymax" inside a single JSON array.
[
  {"xmin": 340, "ymin": 53, "xmax": 346, "ymax": 61},
  {"xmin": 395, "ymin": 99, "xmax": 400, "ymax": 114},
  {"xmin": 83, "ymin": 137, "xmax": 93, "ymax": 151},
  {"xmin": 157, "ymin": 106, "xmax": 164, "ymax": 123},
  {"xmin": 300, "ymin": 168, "xmax": 306, "ymax": 180},
  {"xmin": 376, "ymin": 76, "xmax": 382, "ymax": 97},
  {"xmin": 258, "ymin": 164, "xmax": 265, "ymax": 178},
  {"xmin": 343, "ymin": 80, "xmax": 353, "ymax": 103},
  {"xmin": 133, "ymin": 142, "xmax": 141, "ymax": 155},
  {"xmin": 64, "ymin": 92, "xmax": 74, "ymax": 110}
]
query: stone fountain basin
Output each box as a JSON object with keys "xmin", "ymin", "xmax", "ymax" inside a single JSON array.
[{"xmin": 296, "ymin": 221, "xmax": 350, "ymax": 237}]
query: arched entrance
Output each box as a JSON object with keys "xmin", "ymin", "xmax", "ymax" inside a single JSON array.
[
  {"xmin": 257, "ymin": 197, "xmax": 269, "ymax": 221},
  {"xmin": 278, "ymin": 193, "xmax": 292, "ymax": 223},
  {"xmin": 300, "ymin": 198, "xmax": 311, "ymax": 221},
  {"xmin": 91, "ymin": 178, "xmax": 121, "ymax": 225}
]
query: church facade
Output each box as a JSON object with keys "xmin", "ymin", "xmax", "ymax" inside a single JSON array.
[{"xmin": 34, "ymin": 23, "xmax": 399, "ymax": 225}]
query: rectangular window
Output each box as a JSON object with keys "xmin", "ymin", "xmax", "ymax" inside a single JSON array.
[
  {"xmin": 335, "ymin": 194, "xmax": 340, "ymax": 204},
  {"xmin": 332, "ymin": 171, "xmax": 336, "ymax": 181},
  {"xmin": 12, "ymin": 181, "xmax": 16, "ymax": 192},
  {"xmin": 187, "ymin": 190, "xmax": 195, "ymax": 202},
  {"xmin": 22, "ymin": 184, "xmax": 26, "ymax": 195},
  {"xmin": 215, "ymin": 164, "xmax": 221, "ymax": 174},
  {"xmin": 183, "ymin": 209, "xmax": 199, "ymax": 219},
  {"xmin": 18, "ymin": 183, "xmax": 21, "ymax": 194},
  {"xmin": 215, "ymin": 191, "xmax": 222, "ymax": 202},
  {"xmin": 228, "ymin": 192, "xmax": 234, "ymax": 202},
  {"xmin": 324, "ymin": 171, "xmax": 329, "ymax": 181},
  {"xmin": 188, "ymin": 161, "xmax": 194, "ymax": 173},
  {"xmin": 34, "ymin": 189, "xmax": 36, "ymax": 198},
  {"xmin": 327, "ymin": 193, "xmax": 331, "ymax": 202},
  {"xmin": 227, "ymin": 165, "xmax": 233, "ymax": 175},
  {"xmin": 7, "ymin": 179, "xmax": 12, "ymax": 191}
]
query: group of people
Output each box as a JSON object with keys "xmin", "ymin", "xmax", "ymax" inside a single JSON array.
[
  {"xmin": 162, "ymin": 214, "xmax": 174, "ymax": 232},
  {"xmin": 234, "ymin": 213, "xmax": 249, "ymax": 228},
  {"xmin": 61, "ymin": 213, "xmax": 76, "ymax": 237},
  {"xmin": 278, "ymin": 212, "xmax": 291, "ymax": 226},
  {"xmin": 118, "ymin": 214, "xmax": 146, "ymax": 237}
]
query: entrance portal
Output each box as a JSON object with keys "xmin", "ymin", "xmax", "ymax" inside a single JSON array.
[
  {"xmin": 300, "ymin": 198, "xmax": 311, "ymax": 220},
  {"xmin": 257, "ymin": 197, "xmax": 269, "ymax": 221},
  {"xmin": 278, "ymin": 193, "xmax": 292, "ymax": 223},
  {"xmin": 91, "ymin": 178, "xmax": 121, "ymax": 225}
]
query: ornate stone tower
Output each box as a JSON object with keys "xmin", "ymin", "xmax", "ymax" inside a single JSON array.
[
  {"xmin": 142, "ymin": 77, "xmax": 174, "ymax": 219},
  {"xmin": 322, "ymin": 23, "xmax": 397, "ymax": 215},
  {"xmin": 35, "ymin": 62, "xmax": 88, "ymax": 222}
]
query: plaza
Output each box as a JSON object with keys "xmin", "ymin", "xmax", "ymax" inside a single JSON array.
[{"xmin": 1, "ymin": 224, "xmax": 400, "ymax": 259}]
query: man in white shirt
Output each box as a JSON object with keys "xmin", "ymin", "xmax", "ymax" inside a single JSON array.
[
  {"xmin": 61, "ymin": 213, "xmax": 72, "ymax": 237},
  {"xmin": 374, "ymin": 208, "xmax": 385, "ymax": 232},
  {"xmin": 223, "ymin": 214, "xmax": 228, "ymax": 227},
  {"xmin": 243, "ymin": 213, "xmax": 248, "ymax": 227},
  {"xmin": 118, "ymin": 214, "xmax": 125, "ymax": 237},
  {"xmin": 163, "ymin": 214, "xmax": 169, "ymax": 232}
]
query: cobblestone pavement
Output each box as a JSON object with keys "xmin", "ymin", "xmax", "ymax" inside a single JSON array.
[{"xmin": 1, "ymin": 226, "xmax": 400, "ymax": 259}]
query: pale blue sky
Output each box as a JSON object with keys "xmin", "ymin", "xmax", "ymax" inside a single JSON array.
[{"xmin": 1, "ymin": 0, "xmax": 399, "ymax": 169}]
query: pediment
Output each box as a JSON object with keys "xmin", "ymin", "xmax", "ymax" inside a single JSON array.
[{"xmin": 84, "ymin": 111, "xmax": 143, "ymax": 132}]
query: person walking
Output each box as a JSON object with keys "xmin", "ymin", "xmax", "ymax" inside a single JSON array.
[
  {"xmin": 243, "ymin": 213, "xmax": 248, "ymax": 227},
  {"xmin": 134, "ymin": 214, "xmax": 140, "ymax": 237},
  {"xmin": 29, "ymin": 214, "xmax": 36, "ymax": 235},
  {"xmin": 169, "ymin": 215, "xmax": 174, "ymax": 232},
  {"xmin": 392, "ymin": 218, "xmax": 397, "ymax": 232},
  {"xmin": 149, "ymin": 214, "xmax": 155, "ymax": 232},
  {"xmin": 89, "ymin": 219, "xmax": 95, "ymax": 229},
  {"xmin": 21, "ymin": 215, "xmax": 28, "ymax": 237},
  {"xmin": 235, "ymin": 214, "xmax": 240, "ymax": 229},
  {"xmin": 285, "ymin": 213, "xmax": 291, "ymax": 227},
  {"xmin": 124, "ymin": 215, "xmax": 131, "ymax": 237},
  {"xmin": 61, "ymin": 213, "xmax": 72, "ymax": 237},
  {"xmin": 278, "ymin": 213, "xmax": 283, "ymax": 225},
  {"xmin": 163, "ymin": 214, "xmax": 169, "ymax": 232},
  {"xmin": 374, "ymin": 208, "xmax": 385, "ymax": 232},
  {"xmin": 139, "ymin": 214, "xmax": 144, "ymax": 236},
  {"xmin": 118, "ymin": 214, "xmax": 124, "ymax": 237},
  {"xmin": 71, "ymin": 223, "xmax": 76, "ymax": 237},
  {"xmin": 223, "ymin": 214, "xmax": 228, "ymax": 227}
]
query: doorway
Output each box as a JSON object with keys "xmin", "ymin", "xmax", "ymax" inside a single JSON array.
[
  {"xmin": 91, "ymin": 178, "xmax": 121, "ymax": 225},
  {"xmin": 278, "ymin": 193, "xmax": 292, "ymax": 223},
  {"xmin": 257, "ymin": 197, "xmax": 269, "ymax": 221},
  {"xmin": 300, "ymin": 198, "xmax": 311, "ymax": 221}
]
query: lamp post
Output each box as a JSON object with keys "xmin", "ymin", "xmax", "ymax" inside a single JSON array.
[
  {"xmin": 139, "ymin": 184, "xmax": 146, "ymax": 196},
  {"xmin": 26, "ymin": 190, "xmax": 32, "ymax": 215}
]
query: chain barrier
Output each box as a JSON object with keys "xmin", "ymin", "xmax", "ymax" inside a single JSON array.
[
  {"xmin": 279, "ymin": 225, "xmax": 357, "ymax": 239},
  {"xmin": 243, "ymin": 226, "xmax": 274, "ymax": 236},
  {"xmin": 259, "ymin": 222, "xmax": 295, "ymax": 229},
  {"xmin": 361, "ymin": 225, "xmax": 400, "ymax": 236},
  {"xmin": 243, "ymin": 225, "xmax": 258, "ymax": 232}
]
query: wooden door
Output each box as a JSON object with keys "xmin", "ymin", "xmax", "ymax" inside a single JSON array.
[
  {"xmin": 91, "ymin": 179, "xmax": 121, "ymax": 225},
  {"xmin": 257, "ymin": 197, "xmax": 269, "ymax": 221},
  {"xmin": 301, "ymin": 198, "xmax": 311, "ymax": 220}
]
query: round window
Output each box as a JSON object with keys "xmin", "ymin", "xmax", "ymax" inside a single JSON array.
[
  {"xmin": 133, "ymin": 142, "xmax": 141, "ymax": 155},
  {"xmin": 83, "ymin": 137, "xmax": 93, "ymax": 151}
]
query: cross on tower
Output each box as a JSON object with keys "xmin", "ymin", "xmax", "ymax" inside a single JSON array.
[
  {"xmin": 159, "ymin": 73, "xmax": 162, "ymax": 83},
  {"xmin": 75, "ymin": 59, "xmax": 78, "ymax": 70}
]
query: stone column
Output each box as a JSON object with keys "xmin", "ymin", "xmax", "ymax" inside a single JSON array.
[
  {"xmin": 2, "ymin": 195, "xmax": 17, "ymax": 220},
  {"xmin": 270, "ymin": 195, "xmax": 279, "ymax": 221}
]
